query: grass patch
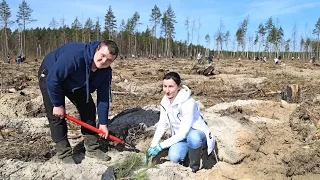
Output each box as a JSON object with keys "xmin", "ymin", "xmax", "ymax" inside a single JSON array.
[
  {"xmin": 112, "ymin": 153, "xmax": 148, "ymax": 180},
  {"xmin": 131, "ymin": 168, "xmax": 149, "ymax": 180}
]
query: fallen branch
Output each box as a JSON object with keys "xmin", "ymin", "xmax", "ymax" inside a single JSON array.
[
  {"xmin": 265, "ymin": 91, "xmax": 281, "ymax": 95},
  {"xmin": 111, "ymin": 91, "xmax": 140, "ymax": 95},
  {"xmin": 209, "ymin": 90, "xmax": 280, "ymax": 98},
  {"xmin": 0, "ymin": 128, "xmax": 4, "ymax": 139},
  {"xmin": 112, "ymin": 91, "xmax": 131, "ymax": 95}
]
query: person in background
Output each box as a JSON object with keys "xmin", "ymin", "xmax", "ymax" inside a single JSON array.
[
  {"xmin": 7, "ymin": 55, "xmax": 10, "ymax": 64},
  {"xmin": 263, "ymin": 56, "xmax": 267, "ymax": 62},
  {"xmin": 197, "ymin": 53, "xmax": 202, "ymax": 64},
  {"xmin": 274, "ymin": 56, "xmax": 281, "ymax": 65},
  {"xmin": 16, "ymin": 55, "xmax": 22, "ymax": 64},
  {"xmin": 38, "ymin": 40, "xmax": 119, "ymax": 164},
  {"xmin": 310, "ymin": 56, "xmax": 316, "ymax": 64},
  {"xmin": 207, "ymin": 55, "xmax": 213, "ymax": 64},
  {"xmin": 146, "ymin": 72, "xmax": 216, "ymax": 173}
]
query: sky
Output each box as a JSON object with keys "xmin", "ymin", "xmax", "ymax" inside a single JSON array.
[{"xmin": 7, "ymin": 0, "xmax": 320, "ymax": 49}]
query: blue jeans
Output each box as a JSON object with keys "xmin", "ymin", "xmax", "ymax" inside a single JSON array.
[{"xmin": 168, "ymin": 129, "xmax": 206, "ymax": 163}]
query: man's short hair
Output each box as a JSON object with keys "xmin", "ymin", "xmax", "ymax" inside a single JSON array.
[{"xmin": 98, "ymin": 40, "xmax": 119, "ymax": 58}]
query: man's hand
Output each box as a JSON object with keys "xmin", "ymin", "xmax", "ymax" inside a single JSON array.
[
  {"xmin": 99, "ymin": 124, "xmax": 109, "ymax": 139},
  {"xmin": 53, "ymin": 105, "xmax": 65, "ymax": 119}
]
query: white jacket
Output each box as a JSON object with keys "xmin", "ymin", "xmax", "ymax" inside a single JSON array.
[
  {"xmin": 197, "ymin": 53, "xmax": 202, "ymax": 60},
  {"xmin": 151, "ymin": 85, "xmax": 215, "ymax": 155}
]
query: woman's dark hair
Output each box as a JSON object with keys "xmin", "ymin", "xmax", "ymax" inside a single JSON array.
[
  {"xmin": 98, "ymin": 40, "xmax": 119, "ymax": 58},
  {"xmin": 163, "ymin": 72, "xmax": 181, "ymax": 85}
]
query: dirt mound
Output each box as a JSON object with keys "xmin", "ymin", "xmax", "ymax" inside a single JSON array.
[
  {"xmin": 0, "ymin": 117, "xmax": 53, "ymax": 163},
  {"xmin": 289, "ymin": 99, "xmax": 320, "ymax": 142},
  {"xmin": 0, "ymin": 132, "xmax": 54, "ymax": 162},
  {"xmin": 204, "ymin": 99, "xmax": 320, "ymax": 178},
  {"xmin": 283, "ymin": 143, "xmax": 320, "ymax": 176},
  {"xmin": 0, "ymin": 88, "xmax": 45, "ymax": 119}
]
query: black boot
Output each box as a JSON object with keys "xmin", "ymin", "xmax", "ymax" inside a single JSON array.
[
  {"xmin": 188, "ymin": 147, "xmax": 202, "ymax": 173},
  {"xmin": 202, "ymin": 142, "xmax": 219, "ymax": 169},
  {"xmin": 179, "ymin": 152, "xmax": 190, "ymax": 167},
  {"xmin": 84, "ymin": 135, "xmax": 111, "ymax": 161},
  {"xmin": 55, "ymin": 139, "xmax": 75, "ymax": 164}
]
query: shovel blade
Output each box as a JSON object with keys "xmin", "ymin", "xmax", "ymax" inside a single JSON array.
[{"xmin": 124, "ymin": 142, "xmax": 140, "ymax": 153}]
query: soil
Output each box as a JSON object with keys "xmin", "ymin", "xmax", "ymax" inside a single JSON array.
[{"xmin": 0, "ymin": 58, "xmax": 320, "ymax": 180}]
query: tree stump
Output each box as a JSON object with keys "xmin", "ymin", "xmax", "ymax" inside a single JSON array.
[
  {"xmin": 281, "ymin": 84, "xmax": 300, "ymax": 103},
  {"xmin": 191, "ymin": 64, "xmax": 215, "ymax": 76}
]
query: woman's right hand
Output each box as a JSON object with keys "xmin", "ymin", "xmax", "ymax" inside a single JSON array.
[
  {"xmin": 148, "ymin": 144, "xmax": 163, "ymax": 157},
  {"xmin": 53, "ymin": 105, "xmax": 65, "ymax": 119}
]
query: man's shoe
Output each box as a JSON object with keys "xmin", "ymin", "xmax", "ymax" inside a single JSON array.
[
  {"xmin": 55, "ymin": 139, "xmax": 75, "ymax": 164},
  {"xmin": 84, "ymin": 135, "xmax": 111, "ymax": 161}
]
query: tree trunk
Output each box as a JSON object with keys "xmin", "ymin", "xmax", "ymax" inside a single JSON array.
[
  {"xmin": 155, "ymin": 25, "xmax": 157, "ymax": 56},
  {"xmin": 318, "ymin": 34, "xmax": 320, "ymax": 60},
  {"xmin": 134, "ymin": 35, "xmax": 137, "ymax": 57}
]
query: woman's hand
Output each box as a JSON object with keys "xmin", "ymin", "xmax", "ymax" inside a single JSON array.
[
  {"xmin": 145, "ymin": 144, "xmax": 163, "ymax": 163},
  {"xmin": 148, "ymin": 144, "xmax": 163, "ymax": 157},
  {"xmin": 99, "ymin": 124, "xmax": 109, "ymax": 139}
]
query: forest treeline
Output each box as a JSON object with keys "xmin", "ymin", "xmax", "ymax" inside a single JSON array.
[{"xmin": 0, "ymin": 0, "xmax": 320, "ymax": 61}]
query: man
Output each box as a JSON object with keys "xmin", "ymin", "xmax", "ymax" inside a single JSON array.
[
  {"xmin": 310, "ymin": 56, "xmax": 316, "ymax": 64},
  {"xmin": 7, "ymin": 55, "xmax": 10, "ymax": 63},
  {"xmin": 17, "ymin": 55, "xmax": 22, "ymax": 64},
  {"xmin": 263, "ymin": 56, "xmax": 267, "ymax": 62},
  {"xmin": 207, "ymin": 55, "xmax": 213, "ymax": 64},
  {"xmin": 274, "ymin": 57, "xmax": 280, "ymax": 65},
  {"xmin": 38, "ymin": 40, "xmax": 119, "ymax": 164}
]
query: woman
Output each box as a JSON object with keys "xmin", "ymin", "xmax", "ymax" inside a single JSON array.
[{"xmin": 147, "ymin": 72, "xmax": 216, "ymax": 173}]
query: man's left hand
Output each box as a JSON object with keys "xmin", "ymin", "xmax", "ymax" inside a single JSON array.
[{"xmin": 99, "ymin": 124, "xmax": 109, "ymax": 139}]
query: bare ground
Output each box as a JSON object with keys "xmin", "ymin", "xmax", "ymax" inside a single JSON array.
[{"xmin": 0, "ymin": 58, "xmax": 320, "ymax": 179}]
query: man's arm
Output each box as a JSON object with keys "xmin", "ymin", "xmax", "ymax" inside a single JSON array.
[
  {"xmin": 96, "ymin": 68, "xmax": 112, "ymax": 125},
  {"xmin": 46, "ymin": 53, "xmax": 79, "ymax": 106}
]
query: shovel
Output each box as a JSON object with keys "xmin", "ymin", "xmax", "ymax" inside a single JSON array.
[{"xmin": 64, "ymin": 114, "xmax": 140, "ymax": 152}]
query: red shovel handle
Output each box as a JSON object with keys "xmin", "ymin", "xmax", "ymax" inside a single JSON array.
[{"xmin": 64, "ymin": 114, "xmax": 124, "ymax": 145}]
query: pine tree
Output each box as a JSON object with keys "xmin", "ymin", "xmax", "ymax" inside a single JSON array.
[
  {"xmin": 16, "ymin": 0, "xmax": 36, "ymax": 56},
  {"xmin": 71, "ymin": 17, "xmax": 82, "ymax": 41},
  {"xmin": 94, "ymin": 17, "xmax": 101, "ymax": 41},
  {"xmin": 149, "ymin": 5, "xmax": 161, "ymax": 56},
  {"xmin": 161, "ymin": 4, "xmax": 176, "ymax": 57},
  {"xmin": 0, "ymin": 0, "xmax": 12, "ymax": 60},
  {"xmin": 313, "ymin": 18, "xmax": 320, "ymax": 59},
  {"xmin": 105, "ymin": 5, "xmax": 116, "ymax": 40},
  {"xmin": 84, "ymin": 18, "xmax": 94, "ymax": 42}
]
